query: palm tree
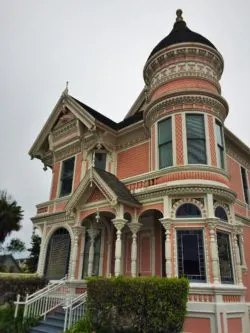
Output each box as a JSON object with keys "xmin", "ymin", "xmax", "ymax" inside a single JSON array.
[{"xmin": 0, "ymin": 191, "xmax": 23, "ymax": 243}]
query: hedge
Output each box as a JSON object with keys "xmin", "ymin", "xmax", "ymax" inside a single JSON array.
[
  {"xmin": 86, "ymin": 276, "xmax": 189, "ymax": 333},
  {"xmin": 0, "ymin": 274, "xmax": 47, "ymax": 301}
]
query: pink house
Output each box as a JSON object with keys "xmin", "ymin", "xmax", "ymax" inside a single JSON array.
[{"xmin": 30, "ymin": 10, "xmax": 250, "ymax": 333}]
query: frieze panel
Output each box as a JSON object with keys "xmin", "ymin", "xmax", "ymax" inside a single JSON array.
[
  {"xmin": 52, "ymin": 118, "xmax": 78, "ymax": 141},
  {"xmin": 144, "ymin": 46, "xmax": 223, "ymax": 84},
  {"xmin": 150, "ymin": 62, "xmax": 220, "ymax": 92}
]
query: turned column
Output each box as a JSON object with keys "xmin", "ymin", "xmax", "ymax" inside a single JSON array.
[
  {"xmin": 208, "ymin": 221, "xmax": 220, "ymax": 284},
  {"xmin": 112, "ymin": 219, "xmax": 127, "ymax": 276},
  {"xmin": 87, "ymin": 228, "xmax": 100, "ymax": 277},
  {"xmin": 70, "ymin": 226, "xmax": 84, "ymax": 280},
  {"xmin": 129, "ymin": 222, "xmax": 142, "ymax": 277},
  {"xmin": 160, "ymin": 218, "xmax": 172, "ymax": 277},
  {"xmin": 36, "ymin": 224, "xmax": 47, "ymax": 276},
  {"xmin": 233, "ymin": 231, "xmax": 243, "ymax": 286}
]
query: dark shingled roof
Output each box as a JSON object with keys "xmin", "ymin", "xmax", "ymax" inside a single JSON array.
[
  {"xmin": 149, "ymin": 12, "xmax": 216, "ymax": 59},
  {"xmin": 94, "ymin": 168, "xmax": 141, "ymax": 207},
  {"xmin": 72, "ymin": 96, "xmax": 143, "ymax": 130}
]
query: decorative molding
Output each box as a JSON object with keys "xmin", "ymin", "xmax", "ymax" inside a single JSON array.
[
  {"xmin": 213, "ymin": 201, "xmax": 233, "ymax": 224},
  {"xmin": 226, "ymin": 146, "xmax": 250, "ymax": 169},
  {"xmin": 54, "ymin": 141, "xmax": 81, "ymax": 162},
  {"xmin": 145, "ymin": 92, "xmax": 228, "ymax": 127},
  {"xmin": 171, "ymin": 197, "xmax": 207, "ymax": 219}
]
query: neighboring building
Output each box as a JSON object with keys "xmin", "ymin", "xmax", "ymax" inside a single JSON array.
[
  {"xmin": 0, "ymin": 255, "xmax": 21, "ymax": 273},
  {"xmin": 29, "ymin": 10, "xmax": 250, "ymax": 333}
]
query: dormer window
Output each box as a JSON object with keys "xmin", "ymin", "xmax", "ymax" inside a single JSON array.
[{"xmin": 59, "ymin": 157, "xmax": 75, "ymax": 197}]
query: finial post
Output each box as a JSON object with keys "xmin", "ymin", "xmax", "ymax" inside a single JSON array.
[{"xmin": 176, "ymin": 9, "xmax": 183, "ymax": 22}]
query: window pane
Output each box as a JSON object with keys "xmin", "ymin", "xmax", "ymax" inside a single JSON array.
[
  {"xmin": 241, "ymin": 167, "xmax": 249, "ymax": 204},
  {"xmin": 95, "ymin": 153, "xmax": 106, "ymax": 170},
  {"xmin": 177, "ymin": 230, "xmax": 206, "ymax": 282},
  {"xmin": 217, "ymin": 146, "xmax": 224, "ymax": 169},
  {"xmin": 158, "ymin": 118, "xmax": 172, "ymax": 145},
  {"xmin": 60, "ymin": 157, "xmax": 75, "ymax": 197},
  {"xmin": 159, "ymin": 143, "xmax": 173, "ymax": 168},
  {"xmin": 216, "ymin": 122, "xmax": 223, "ymax": 147},
  {"xmin": 187, "ymin": 139, "xmax": 207, "ymax": 164},
  {"xmin": 176, "ymin": 203, "xmax": 201, "ymax": 218},
  {"xmin": 215, "ymin": 206, "xmax": 228, "ymax": 222},
  {"xmin": 186, "ymin": 115, "xmax": 205, "ymax": 139},
  {"xmin": 217, "ymin": 232, "xmax": 234, "ymax": 284}
]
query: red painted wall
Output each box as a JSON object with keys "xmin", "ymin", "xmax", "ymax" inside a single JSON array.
[
  {"xmin": 117, "ymin": 142, "xmax": 149, "ymax": 179},
  {"xmin": 227, "ymin": 155, "xmax": 244, "ymax": 202}
]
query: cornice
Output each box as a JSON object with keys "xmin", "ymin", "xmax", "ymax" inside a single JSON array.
[
  {"xmin": 54, "ymin": 140, "xmax": 81, "ymax": 162},
  {"xmin": 144, "ymin": 91, "xmax": 228, "ymax": 126},
  {"xmin": 31, "ymin": 211, "xmax": 74, "ymax": 225},
  {"xmin": 134, "ymin": 184, "xmax": 236, "ymax": 203}
]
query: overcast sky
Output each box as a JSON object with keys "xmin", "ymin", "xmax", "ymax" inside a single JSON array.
[{"xmin": 0, "ymin": 1, "xmax": 249, "ymax": 250}]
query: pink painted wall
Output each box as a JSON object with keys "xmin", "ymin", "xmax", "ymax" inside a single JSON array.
[{"xmin": 183, "ymin": 317, "xmax": 211, "ymax": 333}]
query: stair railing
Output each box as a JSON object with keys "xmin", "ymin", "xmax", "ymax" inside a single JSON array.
[
  {"xmin": 63, "ymin": 292, "xmax": 88, "ymax": 331},
  {"xmin": 14, "ymin": 276, "xmax": 68, "ymax": 320}
]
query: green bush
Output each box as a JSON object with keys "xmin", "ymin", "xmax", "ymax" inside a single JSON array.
[
  {"xmin": 86, "ymin": 276, "xmax": 189, "ymax": 333},
  {"xmin": 0, "ymin": 304, "xmax": 38, "ymax": 333},
  {"xmin": 0, "ymin": 274, "xmax": 47, "ymax": 301}
]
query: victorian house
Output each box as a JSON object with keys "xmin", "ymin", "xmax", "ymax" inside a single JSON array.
[{"xmin": 29, "ymin": 10, "xmax": 250, "ymax": 333}]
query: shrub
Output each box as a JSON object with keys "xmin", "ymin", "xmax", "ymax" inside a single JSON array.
[
  {"xmin": 87, "ymin": 276, "xmax": 189, "ymax": 333},
  {"xmin": 0, "ymin": 274, "xmax": 47, "ymax": 301},
  {"xmin": 0, "ymin": 304, "xmax": 38, "ymax": 333}
]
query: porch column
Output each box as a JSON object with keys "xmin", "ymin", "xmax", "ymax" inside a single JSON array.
[
  {"xmin": 112, "ymin": 219, "xmax": 127, "ymax": 276},
  {"xmin": 208, "ymin": 221, "xmax": 220, "ymax": 284},
  {"xmin": 77, "ymin": 227, "xmax": 86, "ymax": 279},
  {"xmin": 129, "ymin": 222, "xmax": 142, "ymax": 277},
  {"xmin": 87, "ymin": 228, "xmax": 99, "ymax": 277},
  {"xmin": 70, "ymin": 226, "xmax": 84, "ymax": 280},
  {"xmin": 160, "ymin": 218, "xmax": 172, "ymax": 277}
]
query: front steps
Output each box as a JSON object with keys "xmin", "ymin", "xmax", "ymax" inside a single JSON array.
[{"xmin": 29, "ymin": 308, "xmax": 65, "ymax": 333}]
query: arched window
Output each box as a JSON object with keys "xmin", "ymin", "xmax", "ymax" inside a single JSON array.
[
  {"xmin": 215, "ymin": 206, "xmax": 228, "ymax": 222},
  {"xmin": 176, "ymin": 203, "xmax": 202, "ymax": 218},
  {"xmin": 45, "ymin": 228, "xmax": 71, "ymax": 280}
]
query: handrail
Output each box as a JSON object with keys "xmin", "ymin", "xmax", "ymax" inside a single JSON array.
[
  {"xmin": 14, "ymin": 276, "xmax": 68, "ymax": 319},
  {"xmin": 26, "ymin": 276, "xmax": 67, "ymax": 301},
  {"xmin": 63, "ymin": 292, "xmax": 87, "ymax": 331}
]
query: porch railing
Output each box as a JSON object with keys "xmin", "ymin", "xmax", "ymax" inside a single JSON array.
[
  {"xmin": 14, "ymin": 276, "xmax": 68, "ymax": 319},
  {"xmin": 63, "ymin": 292, "xmax": 88, "ymax": 331}
]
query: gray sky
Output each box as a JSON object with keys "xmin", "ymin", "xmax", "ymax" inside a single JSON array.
[{"xmin": 0, "ymin": 0, "xmax": 249, "ymax": 250}]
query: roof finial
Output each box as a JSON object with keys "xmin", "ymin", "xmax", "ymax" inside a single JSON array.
[
  {"xmin": 176, "ymin": 9, "xmax": 183, "ymax": 22},
  {"xmin": 63, "ymin": 81, "xmax": 69, "ymax": 95}
]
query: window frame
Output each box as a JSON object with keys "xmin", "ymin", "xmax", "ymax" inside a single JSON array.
[
  {"xmin": 176, "ymin": 203, "xmax": 202, "ymax": 219},
  {"xmin": 158, "ymin": 117, "xmax": 173, "ymax": 169},
  {"xmin": 215, "ymin": 120, "xmax": 225, "ymax": 169},
  {"xmin": 58, "ymin": 156, "xmax": 76, "ymax": 198},
  {"xmin": 186, "ymin": 114, "xmax": 207, "ymax": 165},
  {"xmin": 215, "ymin": 206, "xmax": 228, "ymax": 222}
]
